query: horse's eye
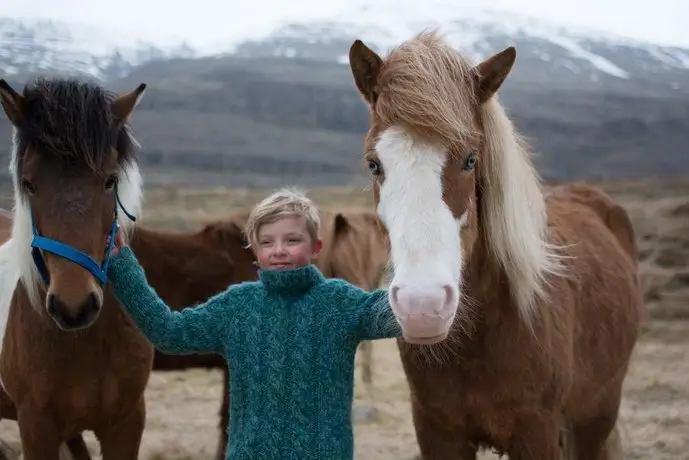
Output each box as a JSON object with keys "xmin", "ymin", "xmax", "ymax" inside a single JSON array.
[
  {"xmin": 21, "ymin": 178, "xmax": 36, "ymax": 195},
  {"xmin": 105, "ymin": 175, "xmax": 118, "ymax": 190},
  {"xmin": 463, "ymin": 153, "xmax": 477, "ymax": 171},
  {"xmin": 368, "ymin": 160, "xmax": 381, "ymax": 176}
]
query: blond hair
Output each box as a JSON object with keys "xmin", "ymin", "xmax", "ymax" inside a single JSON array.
[{"xmin": 244, "ymin": 187, "xmax": 321, "ymax": 248}]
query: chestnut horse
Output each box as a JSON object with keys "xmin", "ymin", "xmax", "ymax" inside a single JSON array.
[
  {"xmin": 349, "ymin": 31, "xmax": 642, "ymax": 459},
  {"xmin": 0, "ymin": 77, "xmax": 154, "ymax": 459}
]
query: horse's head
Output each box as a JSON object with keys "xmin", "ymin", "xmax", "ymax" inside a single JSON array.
[
  {"xmin": 319, "ymin": 210, "xmax": 389, "ymax": 291},
  {"xmin": 0, "ymin": 77, "xmax": 146, "ymax": 330},
  {"xmin": 200, "ymin": 212, "xmax": 258, "ymax": 276},
  {"xmin": 349, "ymin": 31, "xmax": 552, "ymax": 344}
]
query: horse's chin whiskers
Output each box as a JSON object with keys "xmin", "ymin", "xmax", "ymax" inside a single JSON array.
[{"xmin": 400, "ymin": 281, "xmax": 479, "ymax": 368}]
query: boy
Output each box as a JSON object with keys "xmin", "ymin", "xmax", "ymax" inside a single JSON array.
[{"xmin": 106, "ymin": 187, "xmax": 402, "ymax": 460}]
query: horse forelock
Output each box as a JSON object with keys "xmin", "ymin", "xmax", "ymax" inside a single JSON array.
[
  {"xmin": 18, "ymin": 76, "xmax": 137, "ymax": 171},
  {"xmin": 375, "ymin": 29, "xmax": 481, "ymax": 150}
]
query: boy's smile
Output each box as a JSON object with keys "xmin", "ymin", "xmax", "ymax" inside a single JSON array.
[{"xmin": 255, "ymin": 216, "xmax": 322, "ymax": 270}]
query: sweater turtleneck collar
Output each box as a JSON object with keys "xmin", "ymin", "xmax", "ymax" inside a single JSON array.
[{"xmin": 258, "ymin": 264, "xmax": 325, "ymax": 297}]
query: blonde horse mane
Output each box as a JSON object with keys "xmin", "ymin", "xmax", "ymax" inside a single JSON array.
[{"xmin": 374, "ymin": 29, "xmax": 566, "ymax": 324}]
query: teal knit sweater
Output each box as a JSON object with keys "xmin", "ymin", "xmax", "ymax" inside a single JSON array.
[{"xmin": 107, "ymin": 246, "xmax": 402, "ymax": 460}]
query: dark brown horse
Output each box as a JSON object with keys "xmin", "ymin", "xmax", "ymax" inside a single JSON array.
[
  {"xmin": 0, "ymin": 77, "xmax": 154, "ymax": 459},
  {"xmin": 349, "ymin": 31, "xmax": 641, "ymax": 459}
]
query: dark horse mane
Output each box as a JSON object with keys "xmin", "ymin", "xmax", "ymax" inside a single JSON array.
[{"xmin": 13, "ymin": 76, "xmax": 138, "ymax": 181}]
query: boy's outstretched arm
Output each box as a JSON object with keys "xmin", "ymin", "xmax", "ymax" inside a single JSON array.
[
  {"xmin": 346, "ymin": 284, "xmax": 402, "ymax": 341},
  {"xmin": 108, "ymin": 246, "xmax": 233, "ymax": 355}
]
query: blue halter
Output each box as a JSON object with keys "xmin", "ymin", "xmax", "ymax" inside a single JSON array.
[{"xmin": 29, "ymin": 183, "xmax": 137, "ymax": 287}]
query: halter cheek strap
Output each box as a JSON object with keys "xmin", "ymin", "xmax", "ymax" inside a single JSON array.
[{"xmin": 30, "ymin": 183, "xmax": 137, "ymax": 287}]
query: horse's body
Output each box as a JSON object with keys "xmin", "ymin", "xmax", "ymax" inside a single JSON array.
[
  {"xmin": 349, "ymin": 31, "xmax": 642, "ymax": 459},
  {"xmin": 0, "ymin": 77, "xmax": 154, "ymax": 459}
]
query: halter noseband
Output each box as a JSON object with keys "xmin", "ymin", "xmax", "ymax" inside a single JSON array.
[{"xmin": 29, "ymin": 183, "xmax": 137, "ymax": 287}]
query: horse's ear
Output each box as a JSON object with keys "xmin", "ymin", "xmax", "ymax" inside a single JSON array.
[
  {"xmin": 349, "ymin": 40, "xmax": 383, "ymax": 105},
  {"xmin": 0, "ymin": 79, "xmax": 25, "ymax": 127},
  {"xmin": 471, "ymin": 46, "xmax": 516, "ymax": 104},
  {"xmin": 333, "ymin": 213, "xmax": 350, "ymax": 236},
  {"xmin": 112, "ymin": 83, "xmax": 146, "ymax": 126}
]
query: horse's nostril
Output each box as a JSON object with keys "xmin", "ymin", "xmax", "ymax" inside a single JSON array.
[
  {"xmin": 391, "ymin": 286, "xmax": 400, "ymax": 305},
  {"xmin": 86, "ymin": 292, "xmax": 100, "ymax": 312},
  {"xmin": 46, "ymin": 294, "xmax": 58, "ymax": 315}
]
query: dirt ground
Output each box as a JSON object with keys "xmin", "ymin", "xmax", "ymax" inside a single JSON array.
[{"xmin": 1, "ymin": 178, "xmax": 688, "ymax": 459}]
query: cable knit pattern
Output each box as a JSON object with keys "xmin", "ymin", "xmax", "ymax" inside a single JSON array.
[{"xmin": 108, "ymin": 246, "xmax": 402, "ymax": 460}]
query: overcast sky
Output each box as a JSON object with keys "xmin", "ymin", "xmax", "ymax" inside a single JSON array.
[{"xmin": 4, "ymin": 0, "xmax": 689, "ymax": 48}]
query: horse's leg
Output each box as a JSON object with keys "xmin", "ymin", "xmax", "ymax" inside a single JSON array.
[
  {"xmin": 15, "ymin": 406, "xmax": 62, "ymax": 459},
  {"xmin": 410, "ymin": 403, "xmax": 477, "ymax": 460},
  {"xmin": 65, "ymin": 434, "xmax": 92, "ymax": 460},
  {"xmin": 95, "ymin": 399, "xmax": 145, "ymax": 460},
  {"xmin": 571, "ymin": 414, "xmax": 620, "ymax": 460},
  {"xmin": 507, "ymin": 411, "xmax": 562, "ymax": 460},
  {"xmin": 360, "ymin": 341, "xmax": 373, "ymax": 398},
  {"xmin": 214, "ymin": 366, "xmax": 230, "ymax": 460},
  {"xmin": 566, "ymin": 381, "xmax": 625, "ymax": 460}
]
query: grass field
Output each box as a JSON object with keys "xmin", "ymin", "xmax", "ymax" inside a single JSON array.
[{"xmin": 1, "ymin": 177, "xmax": 688, "ymax": 459}]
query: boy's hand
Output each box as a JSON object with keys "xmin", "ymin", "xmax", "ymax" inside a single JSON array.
[{"xmin": 106, "ymin": 227, "xmax": 128, "ymax": 257}]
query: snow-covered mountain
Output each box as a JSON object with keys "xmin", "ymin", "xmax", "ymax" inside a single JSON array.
[
  {"xmin": 1, "ymin": 4, "xmax": 689, "ymax": 92},
  {"xmin": 0, "ymin": 17, "xmax": 196, "ymax": 79},
  {"xmin": 227, "ymin": 4, "xmax": 689, "ymax": 92}
]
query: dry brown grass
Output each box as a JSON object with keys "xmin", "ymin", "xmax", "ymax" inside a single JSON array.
[{"xmin": 1, "ymin": 177, "xmax": 689, "ymax": 459}]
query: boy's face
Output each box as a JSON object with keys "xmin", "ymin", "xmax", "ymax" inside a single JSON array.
[{"xmin": 255, "ymin": 216, "xmax": 322, "ymax": 270}]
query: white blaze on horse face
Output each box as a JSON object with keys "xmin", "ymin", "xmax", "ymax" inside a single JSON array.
[{"xmin": 375, "ymin": 126, "xmax": 461, "ymax": 344}]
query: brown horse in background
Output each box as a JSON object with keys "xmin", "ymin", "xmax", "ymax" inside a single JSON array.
[
  {"xmin": 349, "ymin": 31, "xmax": 642, "ymax": 459},
  {"xmin": 134, "ymin": 215, "xmax": 257, "ymax": 460},
  {"xmin": 317, "ymin": 209, "xmax": 390, "ymax": 400},
  {"xmin": 0, "ymin": 77, "xmax": 154, "ymax": 459}
]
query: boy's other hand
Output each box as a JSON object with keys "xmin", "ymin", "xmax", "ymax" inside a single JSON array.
[{"xmin": 106, "ymin": 227, "xmax": 128, "ymax": 257}]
